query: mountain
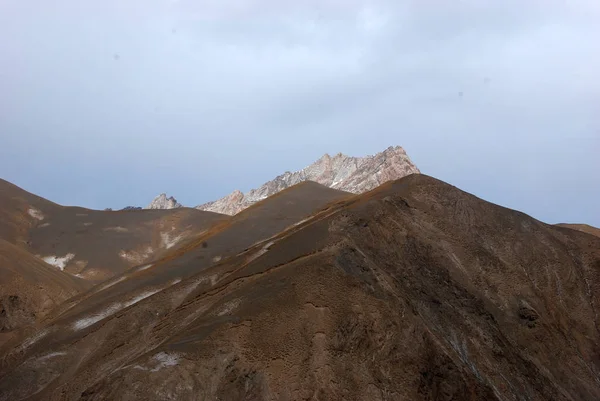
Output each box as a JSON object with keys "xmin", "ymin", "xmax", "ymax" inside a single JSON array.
[
  {"xmin": 29, "ymin": 181, "xmax": 352, "ymax": 333},
  {"xmin": 0, "ymin": 179, "xmax": 229, "ymax": 282},
  {"xmin": 556, "ymin": 223, "xmax": 600, "ymax": 238},
  {"xmin": 0, "ymin": 239, "xmax": 90, "ymax": 341},
  {"xmin": 145, "ymin": 193, "xmax": 182, "ymax": 210},
  {"xmin": 0, "ymin": 178, "xmax": 61, "ymax": 246},
  {"xmin": 1, "ymin": 174, "xmax": 599, "ymax": 400},
  {"xmin": 197, "ymin": 145, "xmax": 420, "ymax": 215}
]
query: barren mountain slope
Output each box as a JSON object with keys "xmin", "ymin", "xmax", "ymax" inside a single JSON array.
[
  {"xmin": 28, "ymin": 206, "xmax": 228, "ymax": 281},
  {"xmin": 1, "ymin": 175, "xmax": 599, "ymax": 400},
  {"xmin": 0, "ymin": 179, "xmax": 229, "ymax": 281},
  {"xmin": 31, "ymin": 181, "xmax": 352, "ymax": 327},
  {"xmin": 556, "ymin": 223, "xmax": 600, "ymax": 238},
  {"xmin": 0, "ymin": 240, "xmax": 90, "ymax": 341},
  {"xmin": 197, "ymin": 145, "xmax": 419, "ymax": 215},
  {"xmin": 0, "ymin": 179, "xmax": 61, "ymax": 246}
]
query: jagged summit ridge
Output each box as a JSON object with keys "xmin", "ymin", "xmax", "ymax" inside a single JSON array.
[
  {"xmin": 145, "ymin": 193, "xmax": 182, "ymax": 210},
  {"xmin": 197, "ymin": 145, "xmax": 419, "ymax": 215}
]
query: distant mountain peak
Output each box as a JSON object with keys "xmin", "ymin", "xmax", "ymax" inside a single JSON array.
[
  {"xmin": 145, "ymin": 193, "xmax": 182, "ymax": 210},
  {"xmin": 146, "ymin": 146, "xmax": 419, "ymax": 215},
  {"xmin": 197, "ymin": 145, "xmax": 419, "ymax": 215}
]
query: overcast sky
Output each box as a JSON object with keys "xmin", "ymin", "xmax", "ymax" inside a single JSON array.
[{"xmin": 1, "ymin": 0, "xmax": 598, "ymax": 226}]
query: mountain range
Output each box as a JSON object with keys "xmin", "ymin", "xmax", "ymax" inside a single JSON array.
[
  {"xmin": 0, "ymin": 145, "xmax": 599, "ymax": 400},
  {"xmin": 145, "ymin": 145, "xmax": 419, "ymax": 215}
]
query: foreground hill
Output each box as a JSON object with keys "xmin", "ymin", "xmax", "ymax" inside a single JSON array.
[
  {"xmin": 0, "ymin": 240, "xmax": 90, "ymax": 342},
  {"xmin": 1, "ymin": 174, "xmax": 599, "ymax": 400},
  {"xmin": 31, "ymin": 181, "xmax": 352, "ymax": 328},
  {"xmin": 0, "ymin": 179, "xmax": 229, "ymax": 281}
]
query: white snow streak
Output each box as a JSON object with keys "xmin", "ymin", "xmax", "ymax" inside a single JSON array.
[
  {"xmin": 72, "ymin": 288, "xmax": 162, "ymax": 331},
  {"xmin": 37, "ymin": 352, "xmax": 67, "ymax": 361},
  {"xmin": 95, "ymin": 276, "xmax": 127, "ymax": 293},
  {"xmin": 72, "ymin": 303, "xmax": 123, "ymax": 330},
  {"xmin": 137, "ymin": 263, "xmax": 153, "ymax": 272},
  {"xmin": 246, "ymin": 241, "xmax": 274, "ymax": 263},
  {"xmin": 127, "ymin": 289, "xmax": 162, "ymax": 307}
]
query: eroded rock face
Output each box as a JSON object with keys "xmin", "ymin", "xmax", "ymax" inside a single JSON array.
[
  {"xmin": 145, "ymin": 194, "xmax": 182, "ymax": 210},
  {"xmin": 197, "ymin": 145, "xmax": 420, "ymax": 215}
]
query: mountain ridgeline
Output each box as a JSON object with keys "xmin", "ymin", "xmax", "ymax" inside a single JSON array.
[
  {"xmin": 0, "ymin": 146, "xmax": 599, "ymax": 400},
  {"xmin": 145, "ymin": 146, "xmax": 420, "ymax": 215}
]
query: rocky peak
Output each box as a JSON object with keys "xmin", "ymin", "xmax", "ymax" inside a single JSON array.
[
  {"xmin": 145, "ymin": 193, "xmax": 182, "ymax": 210},
  {"xmin": 197, "ymin": 145, "xmax": 419, "ymax": 215}
]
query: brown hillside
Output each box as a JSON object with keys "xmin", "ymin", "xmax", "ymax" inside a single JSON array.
[
  {"xmin": 33, "ymin": 181, "xmax": 352, "ymax": 325},
  {"xmin": 0, "ymin": 179, "xmax": 60, "ymax": 245},
  {"xmin": 0, "ymin": 240, "xmax": 90, "ymax": 343},
  {"xmin": 28, "ymin": 206, "xmax": 228, "ymax": 281},
  {"xmin": 1, "ymin": 174, "xmax": 599, "ymax": 400},
  {"xmin": 0, "ymin": 179, "xmax": 229, "ymax": 281},
  {"xmin": 556, "ymin": 223, "xmax": 600, "ymax": 238}
]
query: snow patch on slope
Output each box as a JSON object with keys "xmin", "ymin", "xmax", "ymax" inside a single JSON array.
[
  {"xmin": 217, "ymin": 298, "xmax": 241, "ymax": 316},
  {"xmin": 42, "ymin": 254, "xmax": 75, "ymax": 271},
  {"xmin": 151, "ymin": 352, "xmax": 180, "ymax": 371},
  {"xmin": 161, "ymin": 232, "xmax": 183, "ymax": 249},
  {"xmin": 119, "ymin": 247, "xmax": 153, "ymax": 265},
  {"xmin": 28, "ymin": 208, "xmax": 44, "ymax": 220}
]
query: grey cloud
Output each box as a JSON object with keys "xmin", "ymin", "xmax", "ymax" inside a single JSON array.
[{"xmin": 0, "ymin": 0, "xmax": 598, "ymax": 226}]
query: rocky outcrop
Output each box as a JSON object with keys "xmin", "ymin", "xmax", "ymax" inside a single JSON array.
[
  {"xmin": 145, "ymin": 194, "xmax": 182, "ymax": 210},
  {"xmin": 197, "ymin": 145, "xmax": 419, "ymax": 215},
  {"xmin": 196, "ymin": 190, "xmax": 246, "ymax": 216}
]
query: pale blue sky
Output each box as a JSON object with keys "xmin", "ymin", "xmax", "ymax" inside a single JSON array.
[{"xmin": 1, "ymin": 0, "xmax": 598, "ymax": 226}]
